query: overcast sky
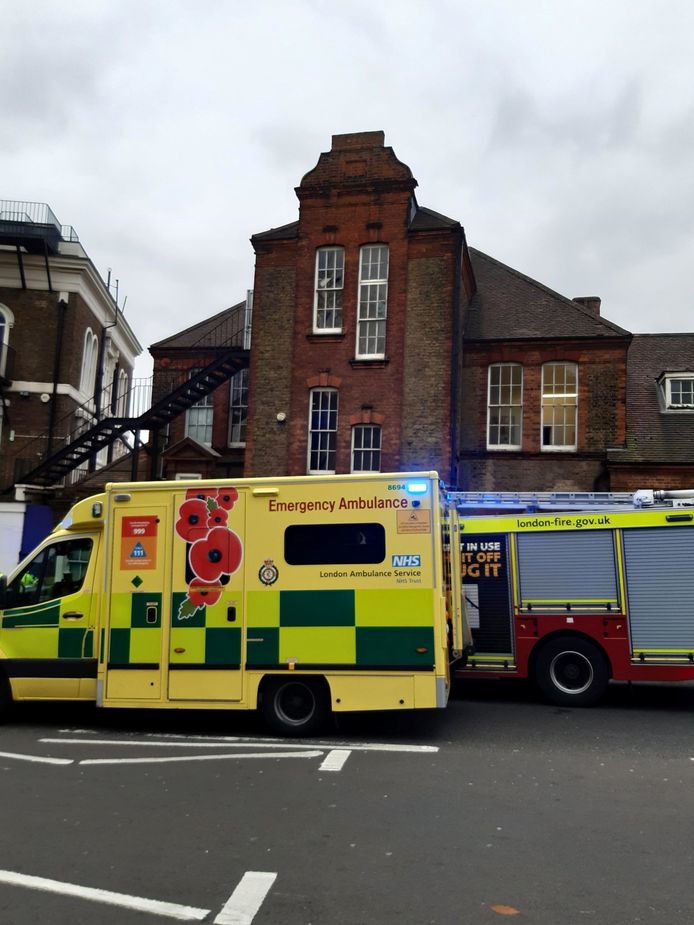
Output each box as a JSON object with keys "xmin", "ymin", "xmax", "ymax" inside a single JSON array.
[{"xmin": 2, "ymin": 0, "xmax": 693, "ymax": 378}]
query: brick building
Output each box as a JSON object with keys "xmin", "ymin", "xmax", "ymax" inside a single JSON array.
[
  {"xmin": 149, "ymin": 296, "xmax": 251, "ymax": 481},
  {"xmin": 152, "ymin": 131, "xmax": 694, "ymax": 492},
  {"xmin": 607, "ymin": 334, "xmax": 694, "ymax": 489},
  {"xmin": 0, "ymin": 201, "xmax": 141, "ymax": 568},
  {"xmin": 459, "ymin": 251, "xmax": 631, "ymax": 491},
  {"xmin": 246, "ymin": 130, "xmax": 472, "ymax": 484}
]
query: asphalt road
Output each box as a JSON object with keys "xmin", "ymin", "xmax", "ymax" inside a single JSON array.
[{"xmin": 0, "ymin": 678, "xmax": 693, "ymax": 924}]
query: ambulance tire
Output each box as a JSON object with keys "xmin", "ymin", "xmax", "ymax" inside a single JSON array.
[
  {"xmin": 534, "ymin": 637, "xmax": 609, "ymax": 707},
  {"xmin": 0, "ymin": 673, "xmax": 13, "ymax": 722},
  {"xmin": 261, "ymin": 676, "xmax": 329, "ymax": 736}
]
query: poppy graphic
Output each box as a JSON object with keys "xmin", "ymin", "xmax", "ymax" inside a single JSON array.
[
  {"xmin": 216, "ymin": 487, "xmax": 239, "ymax": 511},
  {"xmin": 185, "ymin": 487, "xmax": 218, "ymax": 502},
  {"xmin": 189, "ymin": 526, "xmax": 243, "ymax": 582},
  {"xmin": 187, "ymin": 578, "xmax": 223, "ymax": 608},
  {"xmin": 175, "ymin": 499, "xmax": 209, "ymax": 542},
  {"xmin": 206, "ymin": 507, "xmax": 229, "ymax": 528}
]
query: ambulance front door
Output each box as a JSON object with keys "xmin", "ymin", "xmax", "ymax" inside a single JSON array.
[
  {"xmin": 1, "ymin": 534, "xmax": 99, "ymax": 699},
  {"xmin": 167, "ymin": 486, "xmax": 245, "ymax": 702}
]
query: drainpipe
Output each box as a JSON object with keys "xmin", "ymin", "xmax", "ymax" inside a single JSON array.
[
  {"xmin": 46, "ymin": 294, "xmax": 68, "ymax": 457},
  {"xmin": 449, "ymin": 228, "xmax": 464, "ymax": 488}
]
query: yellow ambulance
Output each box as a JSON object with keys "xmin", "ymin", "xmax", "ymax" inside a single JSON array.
[{"xmin": 0, "ymin": 473, "xmax": 468, "ymax": 735}]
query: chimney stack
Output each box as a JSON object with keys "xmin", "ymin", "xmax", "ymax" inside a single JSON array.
[{"xmin": 572, "ymin": 296, "xmax": 601, "ymax": 315}]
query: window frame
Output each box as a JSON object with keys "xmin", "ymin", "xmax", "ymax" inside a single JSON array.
[
  {"xmin": 307, "ymin": 387, "xmax": 338, "ymax": 474},
  {"xmin": 0, "ymin": 304, "xmax": 13, "ymax": 380},
  {"xmin": 663, "ymin": 375, "xmax": 694, "ymax": 409},
  {"xmin": 285, "ymin": 522, "xmax": 386, "ymax": 566},
  {"xmin": 185, "ymin": 368, "xmax": 214, "ymax": 446},
  {"xmin": 487, "ymin": 363, "xmax": 523, "ymax": 450},
  {"xmin": 351, "ymin": 424, "xmax": 382, "ymax": 472},
  {"xmin": 6, "ymin": 536, "xmax": 94, "ymax": 608},
  {"xmin": 541, "ymin": 361, "xmax": 578, "ymax": 452},
  {"xmin": 228, "ymin": 368, "xmax": 249, "ymax": 447},
  {"xmin": 79, "ymin": 328, "xmax": 99, "ymax": 401},
  {"xmin": 313, "ymin": 246, "xmax": 345, "ymax": 334},
  {"xmin": 356, "ymin": 244, "xmax": 389, "ymax": 360}
]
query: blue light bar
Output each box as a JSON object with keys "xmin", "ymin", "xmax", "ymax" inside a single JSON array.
[{"xmin": 406, "ymin": 481, "xmax": 428, "ymax": 495}]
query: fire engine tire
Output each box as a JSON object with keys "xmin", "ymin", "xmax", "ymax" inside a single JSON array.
[
  {"xmin": 534, "ymin": 637, "xmax": 609, "ymax": 707},
  {"xmin": 261, "ymin": 676, "xmax": 329, "ymax": 736}
]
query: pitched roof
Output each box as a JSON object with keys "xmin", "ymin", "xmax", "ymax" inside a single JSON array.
[
  {"xmin": 150, "ymin": 300, "xmax": 246, "ymax": 351},
  {"xmin": 251, "ymin": 220, "xmax": 299, "ymax": 242},
  {"xmin": 465, "ymin": 249, "xmax": 630, "ymax": 341},
  {"xmin": 252, "ymin": 204, "xmax": 460, "ymax": 241},
  {"xmin": 608, "ymin": 334, "xmax": 694, "ymax": 464},
  {"xmin": 409, "ymin": 206, "xmax": 461, "ymax": 232}
]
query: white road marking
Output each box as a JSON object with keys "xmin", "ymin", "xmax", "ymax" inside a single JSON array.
[
  {"xmin": 319, "ymin": 749, "xmax": 352, "ymax": 772},
  {"xmin": 0, "ymin": 751, "xmax": 73, "ymax": 766},
  {"xmin": 41, "ymin": 738, "xmax": 317, "ymax": 750},
  {"xmin": 0, "ymin": 869, "xmax": 209, "ymax": 921},
  {"xmin": 79, "ymin": 750, "xmax": 324, "ymax": 766},
  {"xmin": 213, "ymin": 871, "xmax": 277, "ymax": 925},
  {"xmin": 49, "ymin": 732, "xmax": 439, "ymax": 754}
]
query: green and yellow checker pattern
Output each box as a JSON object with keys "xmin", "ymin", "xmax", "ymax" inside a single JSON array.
[
  {"xmin": 107, "ymin": 592, "xmax": 162, "ymax": 665},
  {"xmin": 1, "ymin": 597, "xmax": 94, "ymax": 659},
  {"xmin": 169, "ymin": 592, "xmax": 241, "ymax": 667},
  {"xmin": 246, "ymin": 587, "xmax": 436, "ymax": 669}
]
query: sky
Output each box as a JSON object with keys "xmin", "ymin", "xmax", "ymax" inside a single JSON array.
[{"xmin": 2, "ymin": 0, "xmax": 693, "ymax": 379}]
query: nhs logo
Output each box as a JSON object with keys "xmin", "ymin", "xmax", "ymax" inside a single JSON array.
[{"xmin": 391, "ymin": 554, "xmax": 421, "ymax": 568}]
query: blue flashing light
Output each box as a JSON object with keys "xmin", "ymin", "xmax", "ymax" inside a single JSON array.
[{"xmin": 406, "ymin": 481, "xmax": 429, "ymax": 495}]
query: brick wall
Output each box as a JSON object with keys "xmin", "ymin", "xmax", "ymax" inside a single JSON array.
[
  {"xmin": 458, "ymin": 340, "xmax": 628, "ymax": 491},
  {"xmin": 401, "ymin": 249, "xmax": 459, "ymax": 482},
  {"xmin": 246, "ymin": 133, "xmax": 463, "ymax": 479},
  {"xmin": 245, "ymin": 263, "xmax": 296, "ymax": 476}
]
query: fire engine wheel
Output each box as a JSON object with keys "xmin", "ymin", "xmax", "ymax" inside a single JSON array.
[
  {"xmin": 261, "ymin": 677, "xmax": 329, "ymax": 736},
  {"xmin": 535, "ymin": 637, "xmax": 609, "ymax": 707}
]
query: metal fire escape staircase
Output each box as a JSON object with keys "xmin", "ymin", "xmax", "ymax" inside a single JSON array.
[{"xmin": 13, "ymin": 351, "xmax": 245, "ymax": 489}]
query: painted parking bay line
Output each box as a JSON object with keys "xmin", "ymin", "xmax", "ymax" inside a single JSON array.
[
  {"xmin": 79, "ymin": 750, "xmax": 324, "ymax": 766},
  {"xmin": 319, "ymin": 749, "xmax": 352, "ymax": 772},
  {"xmin": 0, "ymin": 751, "xmax": 73, "ymax": 766},
  {"xmin": 214, "ymin": 871, "xmax": 277, "ymax": 925},
  {"xmin": 0, "ymin": 869, "xmax": 209, "ymax": 921},
  {"xmin": 46, "ymin": 733, "xmax": 440, "ymax": 754}
]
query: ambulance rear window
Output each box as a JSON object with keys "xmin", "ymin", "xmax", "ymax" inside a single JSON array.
[{"xmin": 285, "ymin": 523, "xmax": 385, "ymax": 565}]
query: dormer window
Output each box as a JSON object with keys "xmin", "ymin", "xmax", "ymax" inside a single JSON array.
[{"xmin": 662, "ymin": 374, "xmax": 694, "ymax": 409}]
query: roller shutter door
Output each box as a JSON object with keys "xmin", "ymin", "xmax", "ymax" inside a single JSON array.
[
  {"xmin": 622, "ymin": 527, "xmax": 694, "ymax": 652},
  {"xmin": 517, "ymin": 530, "xmax": 618, "ymax": 611}
]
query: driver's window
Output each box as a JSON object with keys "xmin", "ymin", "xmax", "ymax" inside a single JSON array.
[{"xmin": 6, "ymin": 538, "xmax": 93, "ymax": 608}]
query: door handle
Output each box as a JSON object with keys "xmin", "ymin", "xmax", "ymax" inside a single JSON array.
[{"xmin": 62, "ymin": 612, "xmax": 84, "ymax": 620}]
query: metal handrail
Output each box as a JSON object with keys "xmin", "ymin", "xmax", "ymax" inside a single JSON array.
[{"xmin": 0, "ymin": 200, "xmax": 61, "ymax": 230}]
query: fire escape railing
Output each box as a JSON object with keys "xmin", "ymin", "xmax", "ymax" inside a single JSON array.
[{"xmin": 2, "ymin": 302, "xmax": 250, "ymax": 493}]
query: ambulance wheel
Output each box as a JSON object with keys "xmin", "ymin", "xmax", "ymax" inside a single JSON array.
[
  {"xmin": 0, "ymin": 674, "xmax": 13, "ymax": 722},
  {"xmin": 261, "ymin": 676, "xmax": 329, "ymax": 736},
  {"xmin": 535, "ymin": 637, "xmax": 609, "ymax": 707}
]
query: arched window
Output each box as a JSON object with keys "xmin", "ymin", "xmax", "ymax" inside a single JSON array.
[
  {"xmin": 116, "ymin": 369, "xmax": 129, "ymax": 416},
  {"xmin": 307, "ymin": 388, "xmax": 338, "ymax": 473},
  {"xmin": 0, "ymin": 304, "xmax": 14, "ymax": 379},
  {"xmin": 351, "ymin": 424, "xmax": 381, "ymax": 472},
  {"xmin": 79, "ymin": 328, "xmax": 99, "ymax": 399}
]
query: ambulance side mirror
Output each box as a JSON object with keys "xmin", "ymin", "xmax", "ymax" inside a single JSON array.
[{"xmin": 0, "ymin": 574, "xmax": 6, "ymax": 610}]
